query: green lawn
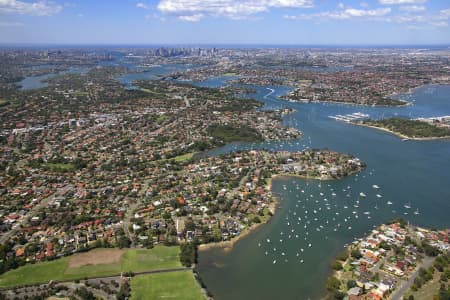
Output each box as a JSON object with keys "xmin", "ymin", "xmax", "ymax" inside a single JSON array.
[
  {"xmin": 156, "ymin": 152, "xmax": 196, "ymax": 163},
  {"xmin": 174, "ymin": 152, "xmax": 195, "ymax": 162},
  {"xmin": 0, "ymin": 99, "xmax": 10, "ymax": 107},
  {"xmin": 405, "ymin": 272, "xmax": 442, "ymax": 300},
  {"xmin": 140, "ymin": 88, "xmax": 163, "ymax": 97},
  {"xmin": 130, "ymin": 271, "xmax": 205, "ymax": 300},
  {"xmin": 0, "ymin": 246, "xmax": 181, "ymax": 288},
  {"xmin": 42, "ymin": 162, "xmax": 75, "ymax": 172},
  {"xmin": 156, "ymin": 115, "xmax": 168, "ymax": 123}
]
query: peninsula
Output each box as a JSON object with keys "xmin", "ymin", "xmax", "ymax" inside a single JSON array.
[
  {"xmin": 0, "ymin": 47, "xmax": 367, "ymax": 299},
  {"xmin": 326, "ymin": 220, "xmax": 449, "ymax": 300},
  {"xmin": 354, "ymin": 118, "xmax": 450, "ymax": 140}
]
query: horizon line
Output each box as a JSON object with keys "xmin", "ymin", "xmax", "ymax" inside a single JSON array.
[{"xmin": 1, "ymin": 43, "xmax": 450, "ymax": 49}]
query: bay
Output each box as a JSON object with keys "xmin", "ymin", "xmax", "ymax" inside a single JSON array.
[{"xmin": 196, "ymin": 81, "xmax": 450, "ymax": 300}]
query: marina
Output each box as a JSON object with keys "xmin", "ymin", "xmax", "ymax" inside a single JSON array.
[{"xmin": 328, "ymin": 112, "xmax": 370, "ymax": 122}]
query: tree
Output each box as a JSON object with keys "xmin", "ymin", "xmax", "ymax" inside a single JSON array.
[
  {"xmin": 252, "ymin": 216, "xmax": 261, "ymax": 224},
  {"xmin": 326, "ymin": 276, "xmax": 341, "ymax": 291},
  {"xmin": 347, "ymin": 280, "xmax": 357, "ymax": 289},
  {"xmin": 351, "ymin": 249, "xmax": 362, "ymax": 259},
  {"xmin": 332, "ymin": 261, "xmax": 343, "ymax": 271},
  {"xmin": 117, "ymin": 281, "xmax": 131, "ymax": 300},
  {"xmin": 117, "ymin": 236, "xmax": 131, "ymax": 248},
  {"xmin": 180, "ymin": 243, "xmax": 197, "ymax": 267},
  {"xmin": 75, "ymin": 287, "xmax": 95, "ymax": 300},
  {"xmin": 422, "ymin": 242, "xmax": 440, "ymax": 257},
  {"xmin": 336, "ymin": 251, "xmax": 348, "ymax": 262}
]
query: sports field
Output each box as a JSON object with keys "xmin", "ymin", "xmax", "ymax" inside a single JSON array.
[
  {"xmin": 0, "ymin": 246, "xmax": 181, "ymax": 288},
  {"xmin": 130, "ymin": 270, "xmax": 205, "ymax": 300}
]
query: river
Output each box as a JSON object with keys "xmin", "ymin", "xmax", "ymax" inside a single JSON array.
[
  {"xmin": 17, "ymin": 59, "xmax": 450, "ymax": 299},
  {"xmin": 195, "ymin": 80, "xmax": 450, "ymax": 300}
]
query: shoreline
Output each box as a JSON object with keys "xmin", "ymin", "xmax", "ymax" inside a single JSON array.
[
  {"xmin": 198, "ymin": 176, "xmax": 280, "ymax": 253},
  {"xmin": 283, "ymin": 82, "xmax": 450, "ymax": 108},
  {"xmin": 272, "ymin": 169, "xmax": 363, "ymax": 181},
  {"xmin": 351, "ymin": 122, "xmax": 450, "ymax": 141},
  {"xmin": 198, "ymin": 168, "xmax": 364, "ymax": 253},
  {"xmin": 282, "ymin": 97, "xmax": 410, "ymax": 108}
]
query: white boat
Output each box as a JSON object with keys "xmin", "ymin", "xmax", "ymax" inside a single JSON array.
[
  {"xmin": 376, "ymin": 194, "xmax": 382, "ymax": 198},
  {"xmin": 414, "ymin": 209, "xmax": 420, "ymax": 215},
  {"xmin": 372, "ymin": 184, "xmax": 380, "ymax": 189},
  {"xmin": 404, "ymin": 203, "xmax": 411, "ymax": 209},
  {"xmin": 359, "ymin": 192, "xmax": 367, "ymax": 197},
  {"xmin": 387, "ymin": 201, "xmax": 393, "ymax": 205}
]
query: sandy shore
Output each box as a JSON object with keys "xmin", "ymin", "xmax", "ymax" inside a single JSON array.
[
  {"xmin": 352, "ymin": 122, "xmax": 450, "ymax": 141},
  {"xmin": 198, "ymin": 216, "xmax": 273, "ymax": 252}
]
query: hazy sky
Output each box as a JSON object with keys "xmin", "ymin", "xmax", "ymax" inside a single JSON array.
[{"xmin": 0, "ymin": 0, "xmax": 449, "ymax": 45}]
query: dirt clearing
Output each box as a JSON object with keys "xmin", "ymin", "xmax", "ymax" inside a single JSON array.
[{"xmin": 68, "ymin": 249, "xmax": 124, "ymax": 268}]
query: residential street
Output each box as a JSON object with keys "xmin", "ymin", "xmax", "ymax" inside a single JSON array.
[{"xmin": 390, "ymin": 256, "xmax": 435, "ymax": 300}]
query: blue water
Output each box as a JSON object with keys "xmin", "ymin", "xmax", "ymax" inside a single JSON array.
[
  {"xmin": 196, "ymin": 80, "xmax": 450, "ymax": 300},
  {"xmin": 116, "ymin": 64, "xmax": 192, "ymax": 90},
  {"xmin": 18, "ymin": 67, "xmax": 89, "ymax": 90},
  {"xmin": 16, "ymin": 60, "xmax": 450, "ymax": 299}
]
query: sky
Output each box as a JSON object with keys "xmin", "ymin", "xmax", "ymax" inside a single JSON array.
[{"xmin": 0, "ymin": 0, "xmax": 450, "ymax": 45}]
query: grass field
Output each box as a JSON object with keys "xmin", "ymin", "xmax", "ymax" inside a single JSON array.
[
  {"xmin": 156, "ymin": 152, "xmax": 196, "ymax": 163},
  {"xmin": 174, "ymin": 152, "xmax": 195, "ymax": 162},
  {"xmin": 405, "ymin": 272, "xmax": 441, "ymax": 300},
  {"xmin": 0, "ymin": 99, "xmax": 10, "ymax": 107},
  {"xmin": 42, "ymin": 162, "xmax": 75, "ymax": 172},
  {"xmin": 140, "ymin": 88, "xmax": 164, "ymax": 97},
  {"xmin": 0, "ymin": 246, "xmax": 181, "ymax": 288},
  {"xmin": 130, "ymin": 271, "xmax": 205, "ymax": 300}
]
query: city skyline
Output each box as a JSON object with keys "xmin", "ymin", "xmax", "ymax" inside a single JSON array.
[{"xmin": 0, "ymin": 0, "xmax": 450, "ymax": 45}]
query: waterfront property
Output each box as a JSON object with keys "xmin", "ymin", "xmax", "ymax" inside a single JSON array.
[{"xmin": 327, "ymin": 221, "xmax": 449, "ymax": 300}]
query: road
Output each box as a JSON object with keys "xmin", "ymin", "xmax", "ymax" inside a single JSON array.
[
  {"xmin": 123, "ymin": 179, "xmax": 150, "ymax": 247},
  {"xmin": 371, "ymin": 250, "xmax": 393, "ymax": 274},
  {"xmin": 0, "ymin": 184, "xmax": 74, "ymax": 244},
  {"xmin": 390, "ymin": 256, "xmax": 435, "ymax": 300}
]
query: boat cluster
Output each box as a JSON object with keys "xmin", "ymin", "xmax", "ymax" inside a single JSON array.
[
  {"xmin": 328, "ymin": 112, "xmax": 369, "ymax": 123},
  {"xmin": 258, "ymin": 170, "xmax": 420, "ymax": 265}
]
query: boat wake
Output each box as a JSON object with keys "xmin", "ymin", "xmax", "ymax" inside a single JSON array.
[{"xmin": 264, "ymin": 88, "xmax": 275, "ymax": 98}]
